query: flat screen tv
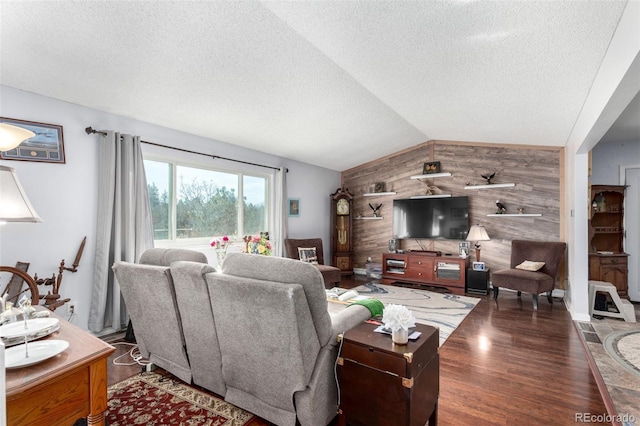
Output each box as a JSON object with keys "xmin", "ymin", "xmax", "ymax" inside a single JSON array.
[{"xmin": 392, "ymin": 196, "xmax": 470, "ymax": 240}]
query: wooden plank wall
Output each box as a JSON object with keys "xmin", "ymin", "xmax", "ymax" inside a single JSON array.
[{"xmin": 341, "ymin": 141, "xmax": 564, "ymax": 286}]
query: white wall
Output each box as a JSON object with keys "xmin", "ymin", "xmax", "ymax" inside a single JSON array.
[
  {"xmin": 0, "ymin": 85, "xmax": 340, "ymax": 331},
  {"xmin": 591, "ymin": 140, "xmax": 640, "ymax": 184},
  {"xmin": 565, "ymin": 1, "xmax": 640, "ymax": 320}
]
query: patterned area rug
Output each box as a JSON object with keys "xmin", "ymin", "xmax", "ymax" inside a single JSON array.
[
  {"xmin": 334, "ymin": 283, "xmax": 480, "ymax": 346},
  {"xmin": 107, "ymin": 372, "xmax": 256, "ymax": 426},
  {"xmin": 603, "ymin": 330, "xmax": 640, "ymax": 378}
]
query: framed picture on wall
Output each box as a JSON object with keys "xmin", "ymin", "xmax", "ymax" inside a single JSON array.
[
  {"xmin": 288, "ymin": 198, "xmax": 300, "ymax": 217},
  {"xmin": 422, "ymin": 161, "xmax": 441, "ymax": 175},
  {"xmin": 0, "ymin": 117, "xmax": 66, "ymax": 164}
]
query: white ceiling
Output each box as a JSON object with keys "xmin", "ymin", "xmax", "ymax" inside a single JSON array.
[{"xmin": 0, "ymin": 1, "xmax": 635, "ymax": 171}]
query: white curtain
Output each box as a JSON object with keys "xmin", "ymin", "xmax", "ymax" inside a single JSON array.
[
  {"xmin": 272, "ymin": 166, "xmax": 288, "ymax": 257},
  {"xmin": 88, "ymin": 132, "xmax": 154, "ymax": 333}
]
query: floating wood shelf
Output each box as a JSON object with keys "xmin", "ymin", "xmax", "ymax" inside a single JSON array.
[
  {"xmin": 362, "ymin": 192, "xmax": 397, "ymax": 197},
  {"xmin": 355, "ymin": 216, "xmax": 384, "ymax": 220},
  {"xmin": 410, "ymin": 194, "xmax": 452, "ymax": 199},
  {"xmin": 464, "ymin": 183, "xmax": 516, "ymax": 189},
  {"xmin": 410, "ymin": 172, "xmax": 452, "ymax": 179},
  {"xmin": 486, "ymin": 213, "xmax": 542, "ymax": 217}
]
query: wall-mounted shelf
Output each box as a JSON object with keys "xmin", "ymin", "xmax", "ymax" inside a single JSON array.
[
  {"xmin": 464, "ymin": 183, "xmax": 515, "ymax": 190},
  {"xmin": 355, "ymin": 216, "xmax": 384, "ymax": 220},
  {"xmin": 486, "ymin": 213, "xmax": 542, "ymax": 217},
  {"xmin": 410, "ymin": 172, "xmax": 452, "ymax": 180},
  {"xmin": 363, "ymin": 192, "xmax": 397, "ymax": 197},
  {"xmin": 410, "ymin": 194, "xmax": 452, "ymax": 199}
]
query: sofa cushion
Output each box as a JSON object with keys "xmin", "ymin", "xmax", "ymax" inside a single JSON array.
[
  {"xmin": 221, "ymin": 253, "xmax": 333, "ymax": 346},
  {"xmin": 492, "ymin": 268, "xmax": 554, "ymax": 294},
  {"xmin": 298, "ymin": 247, "xmax": 318, "ymax": 264},
  {"xmin": 515, "ymin": 260, "xmax": 546, "ymax": 272}
]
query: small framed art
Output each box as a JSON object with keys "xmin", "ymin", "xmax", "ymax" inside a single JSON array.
[
  {"xmin": 288, "ymin": 198, "xmax": 300, "ymax": 217},
  {"xmin": 472, "ymin": 261, "xmax": 486, "ymax": 271},
  {"xmin": 422, "ymin": 161, "xmax": 441, "ymax": 174},
  {"xmin": 459, "ymin": 241, "xmax": 470, "ymax": 257},
  {"xmin": 0, "ymin": 117, "xmax": 65, "ymax": 164}
]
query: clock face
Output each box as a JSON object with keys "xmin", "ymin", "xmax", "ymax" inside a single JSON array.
[{"xmin": 337, "ymin": 198, "xmax": 350, "ymax": 215}]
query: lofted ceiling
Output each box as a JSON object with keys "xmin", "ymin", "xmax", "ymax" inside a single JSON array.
[{"xmin": 0, "ymin": 1, "xmax": 635, "ymax": 171}]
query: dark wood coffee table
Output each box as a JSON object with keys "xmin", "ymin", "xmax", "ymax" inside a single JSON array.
[
  {"xmin": 5, "ymin": 313, "xmax": 115, "ymax": 426},
  {"xmin": 337, "ymin": 322, "xmax": 439, "ymax": 426}
]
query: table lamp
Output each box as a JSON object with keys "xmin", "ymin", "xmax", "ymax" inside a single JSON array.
[
  {"xmin": 0, "ymin": 165, "xmax": 42, "ymax": 223},
  {"xmin": 467, "ymin": 224, "xmax": 490, "ymax": 262}
]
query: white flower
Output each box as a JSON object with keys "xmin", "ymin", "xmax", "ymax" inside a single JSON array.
[{"xmin": 382, "ymin": 304, "xmax": 416, "ymax": 331}]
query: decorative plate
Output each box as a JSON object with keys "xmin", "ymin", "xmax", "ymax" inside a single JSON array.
[
  {"xmin": 4, "ymin": 339, "xmax": 69, "ymax": 369},
  {"xmin": 0, "ymin": 318, "xmax": 59, "ymax": 339}
]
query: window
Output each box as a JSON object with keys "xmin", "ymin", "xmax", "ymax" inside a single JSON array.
[{"xmin": 144, "ymin": 159, "xmax": 269, "ymax": 245}]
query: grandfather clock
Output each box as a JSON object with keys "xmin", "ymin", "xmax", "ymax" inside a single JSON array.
[{"xmin": 331, "ymin": 188, "xmax": 354, "ymax": 275}]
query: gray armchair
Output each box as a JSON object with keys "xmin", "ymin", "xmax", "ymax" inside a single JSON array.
[
  {"xmin": 491, "ymin": 240, "xmax": 567, "ymax": 310},
  {"xmin": 112, "ymin": 248, "xmax": 207, "ymax": 383},
  {"xmin": 284, "ymin": 238, "xmax": 341, "ymax": 288}
]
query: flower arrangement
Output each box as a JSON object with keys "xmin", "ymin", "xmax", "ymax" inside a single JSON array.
[
  {"xmin": 210, "ymin": 235, "xmax": 230, "ymax": 250},
  {"xmin": 210, "ymin": 236, "xmax": 230, "ymax": 265},
  {"xmin": 382, "ymin": 304, "xmax": 416, "ymax": 332},
  {"xmin": 244, "ymin": 232, "xmax": 272, "ymax": 256}
]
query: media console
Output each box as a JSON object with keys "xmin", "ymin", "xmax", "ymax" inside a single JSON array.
[{"xmin": 382, "ymin": 252, "xmax": 470, "ymax": 295}]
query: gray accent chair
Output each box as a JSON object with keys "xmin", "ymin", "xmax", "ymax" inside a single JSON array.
[
  {"xmin": 170, "ymin": 253, "xmax": 371, "ymax": 426},
  {"xmin": 112, "ymin": 248, "xmax": 207, "ymax": 383},
  {"xmin": 491, "ymin": 240, "xmax": 567, "ymax": 310},
  {"xmin": 284, "ymin": 238, "xmax": 341, "ymax": 288}
]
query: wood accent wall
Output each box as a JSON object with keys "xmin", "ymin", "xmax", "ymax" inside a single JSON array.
[{"xmin": 341, "ymin": 141, "xmax": 564, "ymax": 287}]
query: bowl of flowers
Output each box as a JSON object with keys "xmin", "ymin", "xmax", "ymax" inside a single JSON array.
[{"xmin": 243, "ymin": 232, "xmax": 272, "ymax": 256}]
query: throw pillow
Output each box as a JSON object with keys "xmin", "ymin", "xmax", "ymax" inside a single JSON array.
[
  {"xmin": 515, "ymin": 260, "xmax": 546, "ymax": 272},
  {"xmin": 298, "ymin": 247, "xmax": 319, "ymax": 264}
]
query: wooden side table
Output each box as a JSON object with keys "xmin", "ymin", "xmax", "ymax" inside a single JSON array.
[
  {"xmin": 337, "ymin": 322, "xmax": 439, "ymax": 426},
  {"xmin": 5, "ymin": 311, "xmax": 115, "ymax": 426}
]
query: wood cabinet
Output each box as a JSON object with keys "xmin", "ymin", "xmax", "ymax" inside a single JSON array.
[
  {"xmin": 382, "ymin": 252, "xmax": 469, "ymax": 294},
  {"xmin": 589, "ymin": 253, "xmax": 629, "ymax": 298},
  {"xmin": 337, "ymin": 322, "xmax": 439, "ymax": 426},
  {"xmin": 588, "ymin": 185, "xmax": 628, "ymax": 297}
]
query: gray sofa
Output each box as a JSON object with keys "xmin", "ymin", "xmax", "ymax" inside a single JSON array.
[{"xmin": 113, "ymin": 250, "xmax": 371, "ymax": 426}]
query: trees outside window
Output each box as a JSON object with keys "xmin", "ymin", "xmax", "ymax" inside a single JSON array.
[{"xmin": 145, "ymin": 159, "xmax": 269, "ymax": 244}]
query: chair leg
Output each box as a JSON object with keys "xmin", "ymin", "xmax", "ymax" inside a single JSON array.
[
  {"xmin": 493, "ymin": 286, "xmax": 499, "ymax": 300},
  {"xmin": 532, "ymin": 294, "xmax": 539, "ymax": 310},
  {"xmin": 547, "ymin": 291, "xmax": 553, "ymax": 304},
  {"xmin": 517, "ymin": 291, "xmax": 522, "ymax": 297}
]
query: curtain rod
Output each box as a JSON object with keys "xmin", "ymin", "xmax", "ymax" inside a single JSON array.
[{"xmin": 85, "ymin": 126, "xmax": 285, "ymax": 172}]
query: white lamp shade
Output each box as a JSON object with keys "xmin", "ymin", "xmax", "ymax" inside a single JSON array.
[
  {"xmin": 0, "ymin": 165, "xmax": 43, "ymax": 223},
  {"xmin": 467, "ymin": 224, "xmax": 490, "ymax": 242},
  {"xmin": 0, "ymin": 123, "xmax": 35, "ymax": 151}
]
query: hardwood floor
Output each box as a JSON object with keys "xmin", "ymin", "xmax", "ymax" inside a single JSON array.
[{"xmin": 106, "ymin": 275, "xmax": 608, "ymax": 425}]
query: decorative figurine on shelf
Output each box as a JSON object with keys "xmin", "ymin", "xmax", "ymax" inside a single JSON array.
[
  {"xmin": 495, "ymin": 200, "xmax": 507, "ymax": 214},
  {"xmin": 481, "ymin": 172, "xmax": 496, "ymax": 185},
  {"xmin": 369, "ymin": 203, "xmax": 382, "ymax": 217},
  {"xmin": 518, "ymin": 207, "xmax": 524, "ymax": 214}
]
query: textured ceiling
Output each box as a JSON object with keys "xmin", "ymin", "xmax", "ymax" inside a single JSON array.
[{"xmin": 0, "ymin": 1, "xmax": 632, "ymax": 171}]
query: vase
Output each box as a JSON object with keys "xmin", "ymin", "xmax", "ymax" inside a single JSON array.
[
  {"xmin": 392, "ymin": 328, "xmax": 409, "ymax": 345},
  {"xmin": 215, "ymin": 248, "xmax": 226, "ymax": 266}
]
